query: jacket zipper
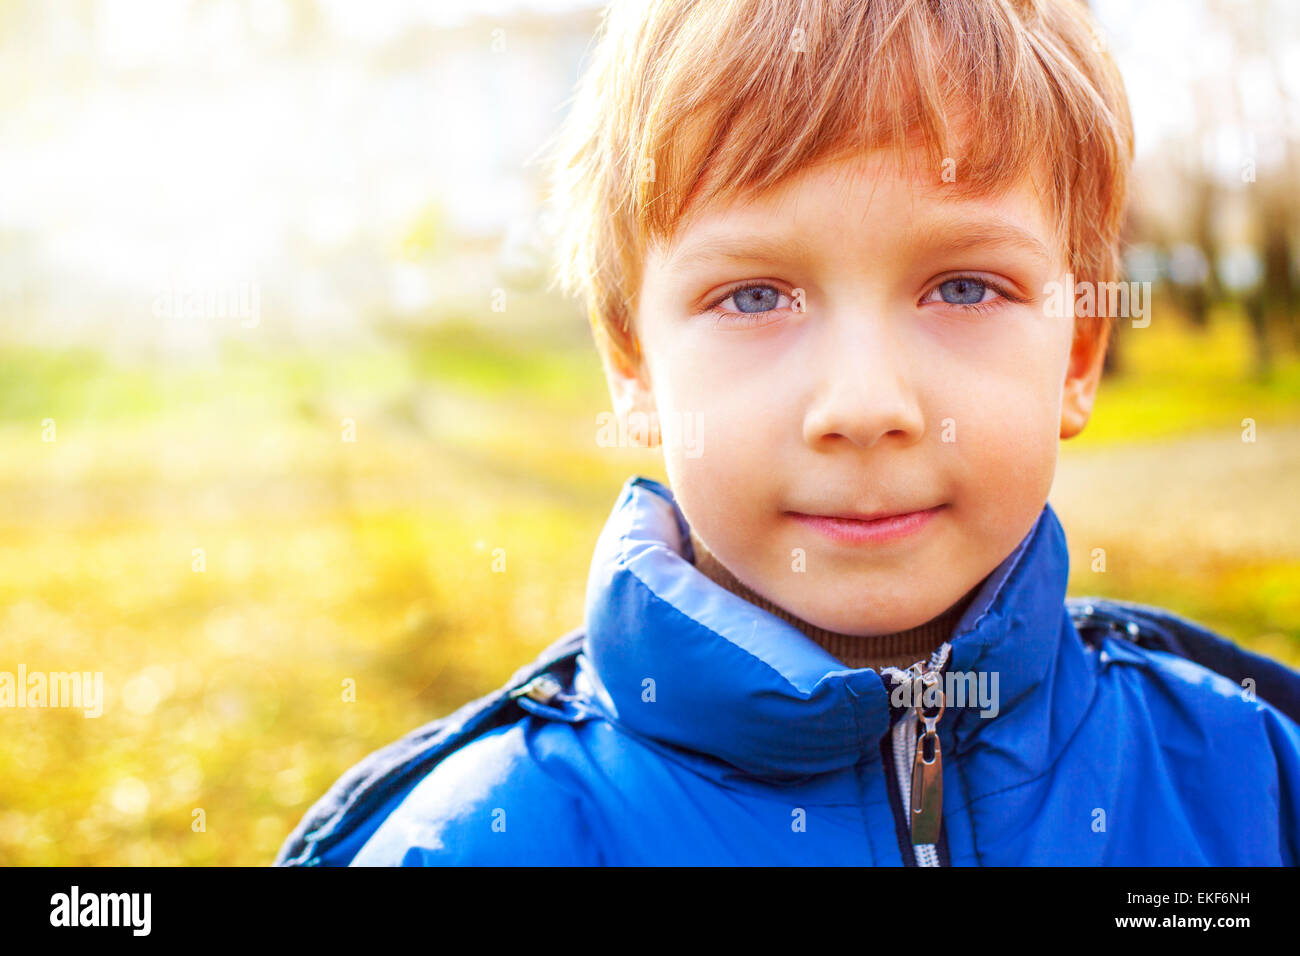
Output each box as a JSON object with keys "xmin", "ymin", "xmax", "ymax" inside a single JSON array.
[{"xmin": 881, "ymin": 643, "xmax": 950, "ymax": 866}]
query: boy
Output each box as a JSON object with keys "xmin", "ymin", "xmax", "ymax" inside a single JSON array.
[{"xmin": 276, "ymin": 0, "xmax": 1300, "ymax": 865}]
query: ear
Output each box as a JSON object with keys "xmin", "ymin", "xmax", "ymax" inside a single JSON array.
[
  {"xmin": 1059, "ymin": 319, "xmax": 1109, "ymax": 440},
  {"xmin": 600, "ymin": 337, "xmax": 659, "ymax": 446}
]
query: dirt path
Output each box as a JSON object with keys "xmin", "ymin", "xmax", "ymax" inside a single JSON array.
[{"xmin": 1051, "ymin": 424, "xmax": 1300, "ymax": 564}]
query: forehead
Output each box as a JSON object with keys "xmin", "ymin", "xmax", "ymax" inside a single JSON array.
[{"xmin": 654, "ymin": 149, "xmax": 1061, "ymax": 272}]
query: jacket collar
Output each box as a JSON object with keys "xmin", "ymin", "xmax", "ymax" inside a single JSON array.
[{"xmin": 576, "ymin": 475, "xmax": 1091, "ymax": 781}]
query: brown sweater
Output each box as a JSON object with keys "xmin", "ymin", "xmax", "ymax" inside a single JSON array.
[{"xmin": 688, "ymin": 528, "xmax": 979, "ymax": 672}]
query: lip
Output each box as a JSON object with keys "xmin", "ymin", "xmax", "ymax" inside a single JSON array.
[{"xmin": 787, "ymin": 504, "xmax": 946, "ymax": 544}]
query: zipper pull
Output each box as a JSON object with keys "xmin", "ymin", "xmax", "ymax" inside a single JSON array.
[{"xmin": 909, "ymin": 669, "xmax": 945, "ymax": 846}]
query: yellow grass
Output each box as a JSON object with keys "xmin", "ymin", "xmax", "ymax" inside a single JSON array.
[{"xmin": 0, "ymin": 307, "xmax": 1296, "ymax": 864}]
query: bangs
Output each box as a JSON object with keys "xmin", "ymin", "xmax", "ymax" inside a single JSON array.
[{"xmin": 545, "ymin": 0, "xmax": 1134, "ymax": 364}]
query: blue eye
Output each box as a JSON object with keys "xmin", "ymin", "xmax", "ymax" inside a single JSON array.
[
  {"xmin": 703, "ymin": 283, "xmax": 794, "ymax": 328},
  {"xmin": 937, "ymin": 278, "xmax": 987, "ymax": 305},
  {"xmin": 731, "ymin": 285, "xmax": 780, "ymax": 313}
]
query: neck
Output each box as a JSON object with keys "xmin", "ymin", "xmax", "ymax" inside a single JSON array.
[{"xmin": 688, "ymin": 528, "xmax": 978, "ymax": 672}]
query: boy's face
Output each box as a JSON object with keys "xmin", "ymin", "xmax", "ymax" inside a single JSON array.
[{"xmin": 606, "ymin": 150, "xmax": 1108, "ymax": 636}]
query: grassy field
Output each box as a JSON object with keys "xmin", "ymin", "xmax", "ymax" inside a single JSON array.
[{"xmin": 0, "ymin": 303, "xmax": 1297, "ymax": 865}]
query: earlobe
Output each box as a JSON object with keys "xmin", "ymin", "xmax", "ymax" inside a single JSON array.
[
  {"xmin": 1059, "ymin": 381, "xmax": 1095, "ymax": 440},
  {"xmin": 1059, "ymin": 321, "xmax": 1108, "ymax": 440}
]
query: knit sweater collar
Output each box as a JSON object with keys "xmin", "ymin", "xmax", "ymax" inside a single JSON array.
[{"xmin": 687, "ymin": 528, "xmax": 979, "ymax": 672}]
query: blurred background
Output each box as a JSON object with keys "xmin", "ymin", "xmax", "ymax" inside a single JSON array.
[{"xmin": 0, "ymin": 0, "xmax": 1297, "ymax": 864}]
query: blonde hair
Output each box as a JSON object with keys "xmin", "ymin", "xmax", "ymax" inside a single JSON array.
[{"xmin": 542, "ymin": 0, "xmax": 1135, "ymax": 371}]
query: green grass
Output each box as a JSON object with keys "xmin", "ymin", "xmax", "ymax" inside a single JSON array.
[{"xmin": 1074, "ymin": 305, "xmax": 1300, "ymax": 446}]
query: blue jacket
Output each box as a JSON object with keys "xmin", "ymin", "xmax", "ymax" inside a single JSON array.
[{"xmin": 276, "ymin": 475, "xmax": 1300, "ymax": 866}]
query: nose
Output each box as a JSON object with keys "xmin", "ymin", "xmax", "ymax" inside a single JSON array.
[{"xmin": 801, "ymin": 311, "xmax": 926, "ymax": 450}]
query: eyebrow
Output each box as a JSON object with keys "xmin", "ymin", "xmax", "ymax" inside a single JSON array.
[
  {"xmin": 919, "ymin": 218, "xmax": 1056, "ymax": 266},
  {"xmin": 663, "ymin": 217, "xmax": 1056, "ymax": 272},
  {"xmin": 663, "ymin": 234, "xmax": 816, "ymax": 272}
]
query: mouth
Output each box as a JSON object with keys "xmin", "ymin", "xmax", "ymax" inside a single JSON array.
[{"xmin": 786, "ymin": 504, "xmax": 947, "ymax": 545}]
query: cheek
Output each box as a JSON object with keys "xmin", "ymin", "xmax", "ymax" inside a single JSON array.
[
  {"xmin": 940, "ymin": 345, "xmax": 1062, "ymax": 511},
  {"xmin": 647, "ymin": 354, "xmax": 716, "ymax": 501},
  {"xmin": 651, "ymin": 347, "xmax": 784, "ymax": 474},
  {"xmin": 657, "ymin": 388, "xmax": 757, "ymax": 511},
  {"xmin": 948, "ymin": 315, "xmax": 1067, "ymax": 429}
]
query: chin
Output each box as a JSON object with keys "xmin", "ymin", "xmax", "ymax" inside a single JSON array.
[
  {"xmin": 796, "ymin": 607, "xmax": 892, "ymax": 637},
  {"xmin": 816, "ymin": 601, "xmax": 935, "ymax": 636}
]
